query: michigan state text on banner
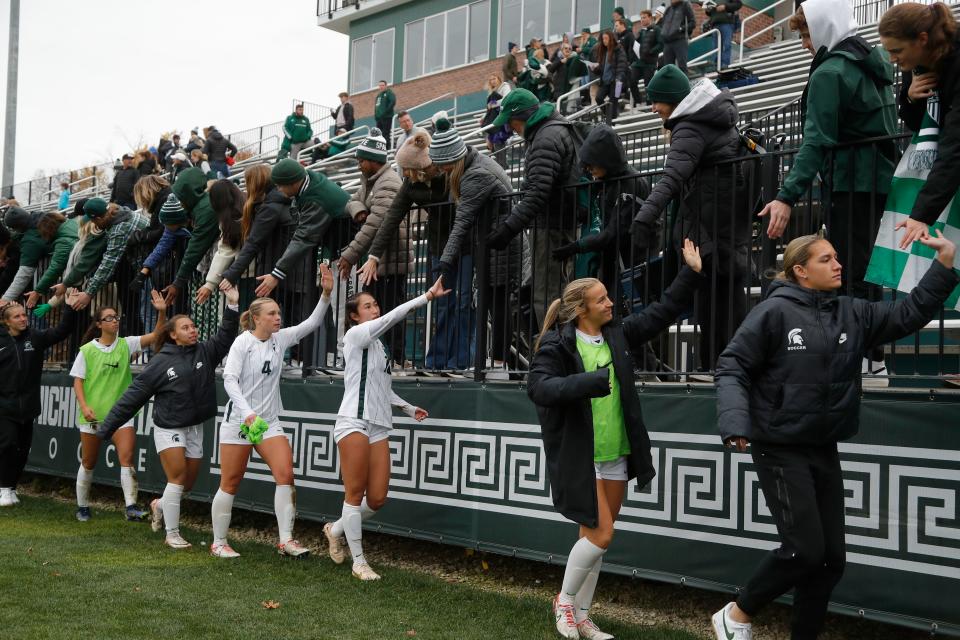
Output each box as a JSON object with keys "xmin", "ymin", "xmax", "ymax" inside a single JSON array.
[
  {"xmin": 866, "ymin": 93, "xmax": 960, "ymax": 307},
  {"xmin": 28, "ymin": 375, "xmax": 960, "ymax": 636}
]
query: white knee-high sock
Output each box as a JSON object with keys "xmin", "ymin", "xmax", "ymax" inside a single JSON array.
[
  {"xmin": 331, "ymin": 497, "xmax": 377, "ymax": 538},
  {"xmin": 76, "ymin": 465, "xmax": 94, "ymax": 508},
  {"xmin": 211, "ymin": 489, "xmax": 235, "ymax": 546},
  {"xmin": 120, "ymin": 466, "xmax": 138, "ymax": 507},
  {"xmin": 341, "ymin": 502, "xmax": 365, "ymax": 566},
  {"xmin": 574, "ymin": 556, "xmax": 603, "ymax": 622},
  {"xmin": 162, "ymin": 483, "xmax": 184, "ymax": 535},
  {"xmin": 274, "ymin": 485, "xmax": 296, "ymax": 543},
  {"xmin": 558, "ymin": 538, "xmax": 606, "ymax": 606}
]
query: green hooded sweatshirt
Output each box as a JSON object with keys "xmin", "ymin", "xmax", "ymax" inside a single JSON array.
[
  {"xmin": 34, "ymin": 217, "xmax": 79, "ymax": 294},
  {"xmin": 776, "ymin": 9, "xmax": 897, "ymax": 205},
  {"xmin": 283, "ymin": 113, "xmax": 314, "ymax": 144},
  {"xmin": 374, "ymin": 88, "xmax": 396, "ymax": 120},
  {"xmin": 172, "ymin": 168, "xmax": 219, "ymax": 288}
]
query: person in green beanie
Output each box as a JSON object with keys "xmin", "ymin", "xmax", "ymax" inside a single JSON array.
[
  {"xmin": 158, "ymin": 167, "xmax": 218, "ymax": 306},
  {"xmin": 374, "ymin": 81, "xmax": 396, "ymax": 150},
  {"xmin": 282, "ymin": 104, "xmax": 314, "ymax": 161},
  {"xmin": 612, "ymin": 6, "xmax": 633, "ymax": 30},
  {"xmin": 631, "ymin": 68, "xmax": 750, "ymax": 375},
  {"xmin": 21, "ymin": 212, "xmax": 79, "ymax": 310},
  {"xmin": 1, "ymin": 208, "xmax": 57, "ymax": 305},
  {"xmin": 129, "ymin": 194, "xmax": 193, "ymax": 296},
  {"xmin": 485, "ymin": 88, "xmax": 582, "ymax": 330}
]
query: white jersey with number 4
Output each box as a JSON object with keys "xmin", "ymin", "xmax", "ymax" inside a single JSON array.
[
  {"xmin": 221, "ymin": 296, "xmax": 331, "ymax": 428},
  {"xmin": 337, "ymin": 294, "xmax": 425, "ymax": 428}
]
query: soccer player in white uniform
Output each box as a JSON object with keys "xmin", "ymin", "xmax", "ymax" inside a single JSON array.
[
  {"xmin": 70, "ymin": 292, "xmax": 167, "ymax": 522},
  {"xmin": 211, "ymin": 264, "xmax": 335, "ymax": 558},
  {"xmin": 323, "ymin": 276, "xmax": 449, "ymax": 580}
]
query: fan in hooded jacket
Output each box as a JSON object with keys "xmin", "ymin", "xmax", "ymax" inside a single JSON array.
[
  {"xmin": 528, "ymin": 241, "xmax": 703, "ymax": 640},
  {"xmin": 711, "ymin": 230, "xmax": 958, "ymax": 640}
]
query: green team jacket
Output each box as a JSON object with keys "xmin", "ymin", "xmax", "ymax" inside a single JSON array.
[
  {"xmin": 16, "ymin": 229, "xmax": 50, "ymax": 269},
  {"xmin": 283, "ymin": 113, "xmax": 314, "ymax": 144},
  {"xmin": 34, "ymin": 217, "xmax": 79, "ymax": 294},
  {"xmin": 374, "ymin": 89, "xmax": 396, "ymax": 120},
  {"xmin": 63, "ymin": 230, "xmax": 108, "ymax": 288},
  {"xmin": 172, "ymin": 168, "xmax": 219, "ymax": 289},
  {"xmin": 777, "ymin": 44, "xmax": 898, "ymax": 205}
]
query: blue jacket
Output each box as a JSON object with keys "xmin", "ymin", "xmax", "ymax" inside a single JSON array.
[{"xmin": 143, "ymin": 227, "xmax": 192, "ymax": 272}]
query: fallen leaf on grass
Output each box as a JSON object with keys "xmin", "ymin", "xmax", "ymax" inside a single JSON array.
[
  {"xmin": 41, "ymin": 561, "xmax": 49, "ymax": 566},
  {"xmin": 134, "ymin": 587, "xmax": 142, "ymax": 592},
  {"xmin": 481, "ymin": 560, "xmax": 489, "ymax": 571},
  {"xmin": 405, "ymin": 630, "xmax": 417, "ymax": 637},
  {"xmin": 26, "ymin": 547, "xmax": 33, "ymax": 555},
  {"xmin": 261, "ymin": 600, "xmax": 281, "ymax": 609},
  {"xmin": 51, "ymin": 571, "xmax": 61, "ymax": 577}
]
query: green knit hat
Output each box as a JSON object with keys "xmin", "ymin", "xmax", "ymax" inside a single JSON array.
[
  {"xmin": 428, "ymin": 112, "xmax": 467, "ymax": 165},
  {"xmin": 646, "ymin": 64, "xmax": 691, "ymax": 104},
  {"xmin": 158, "ymin": 194, "xmax": 187, "ymax": 225},
  {"xmin": 82, "ymin": 197, "xmax": 108, "ymax": 220},
  {"xmin": 355, "ymin": 128, "xmax": 389, "ymax": 163},
  {"xmin": 614, "ymin": 6, "xmax": 625, "ymax": 16},
  {"xmin": 493, "ymin": 89, "xmax": 540, "ymax": 127},
  {"xmin": 271, "ymin": 158, "xmax": 307, "ymax": 186}
]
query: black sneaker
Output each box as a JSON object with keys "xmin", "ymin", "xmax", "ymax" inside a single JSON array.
[
  {"xmin": 76, "ymin": 507, "xmax": 92, "ymax": 522},
  {"xmin": 125, "ymin": 504, "xmax": 149, "ymax": 521}
]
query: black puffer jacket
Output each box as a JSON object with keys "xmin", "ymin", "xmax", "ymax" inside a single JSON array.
[
  {"xmin": 528, "ymin": 266, "xmax": 702, "ymax": 527},
  {"xmin": 501, "ymin": 109, "xmax": 581, "ymax": 234},
  {"xmin": 899, "ymin": 35, "xmax": 960, "ymax": 226},
  {"xmin": 576, "ymin": 125, "xmax": 651, "ymax": 268},
  {"xmin": 634, "ymin": 82, "xmax": 750, "ymax": 271},
  {"xmin": 440, "ymin": 147, "xmax": 520, "ymax": 286},
  {"xmin": 202, "ymin": 129, "xmax": 239, "ymax": 163},
  {"xmin": 368, "ymin": 174, "xmax": 453, "ymax": 259},
  {"xmin": 661, "ymin": 0, "xmax": 696, "ymax": 42},
  {"xmin": 716, "ymin": 260, "xmax": 960, "ymax": 446},
  {"xmin": 110, "ymin": 166, "xmax": 139, "ymax": 205},
  {"xmin": 99, "ymin": 308, "xmax": 239, "ymax": 438},
  {"xmin": 221, "ymin": 186, "xmax": 295, "ymax": 285},
  {"xmin": 595, "ymin": 44, "xmax": 629, "ymax": 85},
  {"xmin": 0, "ymin": 307, "xmax": 78, "ymax": 421}
]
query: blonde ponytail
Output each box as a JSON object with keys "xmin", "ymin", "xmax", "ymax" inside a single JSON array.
[{"xmin": 533, "ymin": 278, "xmax": 603, "ymax": 352}]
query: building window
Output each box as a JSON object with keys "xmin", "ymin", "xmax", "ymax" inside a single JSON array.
[
  {"xmin": 499, "ymin": 0, "xmax": 599, "ymax": 52},
  {"xmin": 350, "ymin": 29, "xmax": 394, "ymax": 94},
  {"xmin": 403, "ymin": 0, "xmax": 491, "ymax": 81}
]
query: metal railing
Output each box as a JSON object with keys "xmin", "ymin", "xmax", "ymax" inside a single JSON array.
[
  {"xmin": 688, "ymin": 27, "xmax": 723, "ymax": 73},
  {"xmin": 737, "ymin": 0, "xmax": 793, "ymax": 63}
]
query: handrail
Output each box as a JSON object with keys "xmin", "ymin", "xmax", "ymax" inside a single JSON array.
[
  {"xmin": 303, "ymin": 125, "xmax": 373, "ymax": 170},
  {"xmin": 738, "ymin": 0, "xmax": 794, "ymax": 62},
  {"xmin": 743, "ymin": 94, "xmax": 802, "ymax": 127},
  {"xmin": 492, "ymin": 102, "xmax": 605, "ymax": 156},
  {"xmin": 39, "ymin": 174, "xmax": 98, "ymax": 202},
  {"xmin": 557, "ymin": 78, "xmax": 599, "ymax": 113},
  {"xmin": 687, "ymin": 28, "xmax": 722, "ymax": 71},
  {"xmin": 296, "ymin": 125, "xmax": 370, "ymax": 164},
  {"xmin": 393, "ymin": 91, "xmax": 458, "ymax": 137}
]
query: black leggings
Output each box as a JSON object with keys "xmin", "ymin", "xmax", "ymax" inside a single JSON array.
[
  {"xmin": 737, "ymin": 442, "xmax": 847, "ymax": 640},
  {"xmin": 0, "ymin": 417, "xmax": 34, "ymax": 489}
]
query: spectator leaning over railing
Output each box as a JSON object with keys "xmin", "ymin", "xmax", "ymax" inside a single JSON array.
[
  {"xmin": 486, "ymin": 88, "xmax": 583, "ymax": 330},
  {"xmin": 879, "ymin": 2, "xmax": 959, "ymax": 248},
  {"xmin": 32, "ymin": 212, "xmax": 100, "ymax": 323},
  {"xmin": 202, "ymin": 126, "xmax": 238, "ymax": 178},
  {"xmin": 19, "ymin": 212, "xmax": 79, "ymax": 310},
  {"xmin": 131, "ymin": 195, "xmax": 193, "ymax": 299},
  {"xmin": 282, "ymin": 103, "xmax": 314, "ymax": 161},
  {"xmin": 61, "ymin": 198, "xmax": 148, "ymax": 315},
  {"xmin": 337, "ymin": 129, "xmax": 410, "ymax": 366},
  {"xmin": 1, "ymin": 207, "xmax": 49, "ymax": 304},
  {"xmin": 49, "ymin": 201, "xmax": 108, "ymax": 304},
  {"xmin": 196, "ymin": 181, "xmax": 245, "ymax": 306},
  {"xmin": 110, "ymin": 154, "xmax": 139, "ymax": 209},
  {"xmin": 757, "ymin": 0, "xmax": 898, "ymax": 384},
  {"xmin": 161, "ymin": 168, "xmax": 218, "ymax": 307},
  {"xmin": 431, "ymin": 115, "xmax": 522, "ymax": 375},
  {"xmin": 357, "ymin": 128, "xmax": 462, "ymax": 370},
  {"xmin": 0, "ymin": 220, "xmax": 17, "ymax": 306},
  {"xmin": 630, "ymin": 66, "xmax": 751, "ymax": 378},
  {"xmin": 333, "ymin": 92, "xmax": 355, "ymax": 133},
  {"xmin": 260, "ymin": 159, "xmax": 350, "ymax": 374},
  {"xmin": 218, "ymin": 164, "xmax": 291, "ymax": 306}
]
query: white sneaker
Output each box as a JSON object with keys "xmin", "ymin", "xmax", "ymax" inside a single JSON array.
[
  {"xmin": 210, "ymin": 543, "xmax": 241, "ymax": 558},
  {"xmin": 862, "ymin": 358, "xmax": 889, "ymax": 388},
  {"xmin": 10, "ymin": 489, "xmax": 20, "ymax": 505},
  {"xmin": 149, "ymin": 498, "xmax": 164, "ymax": 532},
  {"xmin": 711, "ymin": 602, "xmax": 752, "ymax": 640},
  {"xmin": 352, "ymin": 562, "xmax": 381, "ymax": 581},
  {"xmin": 277, "ymin": 538, "xmax": 310, "ymax": 558},
  {"xmin": 323, "ymin": 522, "xmax": 347, "ymax": 564},
  {"xmin": 0, "ymin": 488, "xmax": 14, "ymax": 507},
  {"xmin": 577, "ymin": 618, "xmax": 614, "ymax": 640},
  {"xmin": 553, "ymin": 595, "xmax": 579, "ymax": 639},
  {"xmin": 164, "ymin": 532, "xmax": 192, "ymax": 549}
]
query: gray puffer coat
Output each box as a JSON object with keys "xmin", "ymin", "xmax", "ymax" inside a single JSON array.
[
  {"xmin": 341, "ymin": 163, "xmax": 412, "ymax": 276},
  {"xmin": 440, "ymin": 147, "xmax": 520, "ymax": 286}
]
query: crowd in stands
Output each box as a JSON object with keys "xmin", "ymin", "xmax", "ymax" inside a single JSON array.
[{"xmin": 0, "ymin": 0, "xmax": 957, "ymax": 388}]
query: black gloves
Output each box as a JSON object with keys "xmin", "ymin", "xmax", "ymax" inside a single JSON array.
[
  {"xmin": 128, "ymin": 271, "xmax": 147, "ymax": 295},
  {"xmin": 433, "ymin": 260, "xmax": 457, "ymax": 287},
  {"xmin": 552, "ymin": 241, "xmax": 580, "ymax": 260},
  {"xmin": 485, "ymin": 226, "xmax": 513, "ymax": 251}
]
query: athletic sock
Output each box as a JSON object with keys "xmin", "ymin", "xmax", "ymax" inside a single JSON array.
[
  {"xmin": 574, "ymin": 556, "xmax": 603, "ymax": 623},
  {"xmin": 162, "ymin": 483, "xmax": 184, "ymax": 535},
  {"xmin": 360, "ymin": 497, "xmax": 377, "ymax": 521},
  {"xmin": 274, "ymin": 485, "xmax": 296, "ymax": 544},
  {"xmin": 211, "ymin": 489, "xmax": 235, "ymax": 546},
  {"xmin": 76, "ymin": 465, "xmax": 94, "ymax": 508},
  {"xmin": 120, "ymin": 466, "xmax": 138, "ymax": 507},
  {"xmin": 558, "ymin": 538, "xmax": 606, "ymax": 606},
  {"xmin": 341, "ymin": 502, "xmax": 365, "ymax": 566}
]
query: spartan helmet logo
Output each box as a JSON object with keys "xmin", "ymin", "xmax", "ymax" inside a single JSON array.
[{"xmin": 787, "ymin": 328, "xmax": 805, "ymax": 351}]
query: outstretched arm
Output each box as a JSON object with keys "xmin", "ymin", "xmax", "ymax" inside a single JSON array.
[
  {"xmin": 279, "ymin": 264, "xmax": 334, "ymax": 346},
  {"xmin": 346, "ymin": 277, "xmax": 450, "ymax": 348}
]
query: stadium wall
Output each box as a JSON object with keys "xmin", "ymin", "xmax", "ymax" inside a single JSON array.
[{"xmin": 27, "ymin": 374, "xmax": 960, "ymax": 635}]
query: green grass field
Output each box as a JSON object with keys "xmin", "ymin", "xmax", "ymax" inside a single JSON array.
[{"xmin": 0, "ymin": 496, "xmax": 702, "ymax": 640}]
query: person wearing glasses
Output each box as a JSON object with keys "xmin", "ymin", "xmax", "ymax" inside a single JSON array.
[{"xmin": 70, "ymin": 292, "xmax": 167, "ymax": 522}]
